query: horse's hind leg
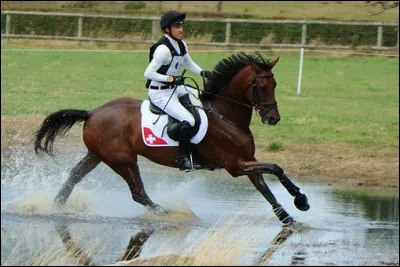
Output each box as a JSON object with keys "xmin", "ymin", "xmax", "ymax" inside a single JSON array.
[
  {"xmin": 107, "ymin": 161, "xmax": 167, "ymax": 214},
  {"xmin": 54, "ymin": 152, "xmax": 100, "ymax": 206}
]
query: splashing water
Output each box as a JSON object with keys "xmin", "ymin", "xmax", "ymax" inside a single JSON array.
[
  {"xmin": 141, "ymin": 192, "xmax": 199, "ymax": 222},
  {"xmin": 5, "ymin": 190, "xmax": 92, "ymax": 215}
]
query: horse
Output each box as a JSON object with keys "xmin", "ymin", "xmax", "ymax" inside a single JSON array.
[{"xmin": 34, "ymin": 51, "xmax": 309, "ymax": 226}]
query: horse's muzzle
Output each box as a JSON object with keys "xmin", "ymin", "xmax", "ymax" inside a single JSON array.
[
  {"xmin": 261, "ymin": 110, "xmax": 280, "ymax": 125},
  {"xmin": 267, "ymin": 115, "xmax": 280, "ymax": 125}
]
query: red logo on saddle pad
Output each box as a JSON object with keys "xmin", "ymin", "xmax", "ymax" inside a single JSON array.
[{"xmin": 143, "ymin": 127, "xmax": 167, "ymax": 145}]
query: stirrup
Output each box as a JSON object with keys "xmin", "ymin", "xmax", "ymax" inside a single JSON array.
[{"xmin": 178, "ymin": 157, "xmax": 202, "ymax": 172}]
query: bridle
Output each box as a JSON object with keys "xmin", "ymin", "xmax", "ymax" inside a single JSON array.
[
  {"xmin": 194, "ymin": 69, "xmax": 277, "ymax": 112},
  {"xmin": 245, "ymin": 70, "xmax": 278, "ymax": 117},
  {"xmin": 183, "ymin": 67, "xmax": 278, "ymax": 134}
]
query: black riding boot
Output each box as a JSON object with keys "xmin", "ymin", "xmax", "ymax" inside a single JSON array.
[{"xmin": 178, "ymin": 121, "xmax": 201, "ymax": 172}]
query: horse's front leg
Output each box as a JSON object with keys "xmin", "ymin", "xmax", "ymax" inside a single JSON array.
[
  {"xmin": 239, "ymin": 161, "xmax": 310, "ymax": 212},
  {"xmin": 248, "ymin": 173, "xmax": 295, "ymax": 225}
]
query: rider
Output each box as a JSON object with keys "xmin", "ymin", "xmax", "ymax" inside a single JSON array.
[{"xmin": 144, "ymin": 10, "xmax": 211, "ymax": 172}]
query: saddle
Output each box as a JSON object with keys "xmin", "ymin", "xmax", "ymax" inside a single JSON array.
[
  {"xmin": 148, "ymin": 94, "xmax": 201, "ymax": 141},
  {"xmin": 140, "ymin": 93, "xmax": 208, "ymax": 147}
]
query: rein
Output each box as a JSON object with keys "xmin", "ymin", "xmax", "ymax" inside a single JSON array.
[
  {"xmin": 183, "ymin": 76, "xmax": 244, "ymax": 133},
  {"xmin": 186, "ymin": 72, "xmax": 276, "ymax": 110},
  {"xmin": 185, "ymin": 76, "xmax": 253, "ymax": 109},
  {"xmin": 182, "ymin": 71, "xmax": 276, "ymax": 137}
]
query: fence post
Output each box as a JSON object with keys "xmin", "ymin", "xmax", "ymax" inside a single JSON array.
[
  {"xmin": 77, "ymin": 16, "xmax": 83, "ymax": 39},
  {"xmin": 5, "ymin": 14, "xmax": 11, "ymax": 44},
  {"xmin": 297, "ymin": 23, "xmax": 307, "ymax": 95},
  {"xmin": 377, "ymin": 25, "xmax": 383, "ymax": 50},
  {"xmin": 225, "ymin": 20, "xmax": 231, "ymax": 44}
]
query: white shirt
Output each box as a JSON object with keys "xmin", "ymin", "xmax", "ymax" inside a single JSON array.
[{"xmin": 144, "ymin": 35, "xmax": 203, "ymax": 86}]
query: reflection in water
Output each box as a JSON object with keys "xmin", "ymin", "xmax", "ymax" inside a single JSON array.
[
  {"xmin": 116, "ymin": 226, "xmax": 155, "ymax": 262},
  {"xmin": 55, "ymin": 224, "xmax": 96, "ymax": 266},
  {"xmin": 52, "ymin": 218, "xmax": 307, "ymax": 266},
  {"xmin": 1, "ymin": 146, "xmax": 399, "ymax": 266},
  {"xmin": 331, "ymin": 189, "xmax": 399, "ymax": 222},
  {"xmin": 255, "ymin": 224, "xmax": 297, "ymax": 265},
  {"xmin": 55, "ymin": 221, "xmax": 155, "ymax": 265},
  {"xmin": 291, "ymin": 250, "xmax": 307, "ymax": 266},
  {"xmin": 331, "ymin": 189, "xmax": 399, "ymax": 263}
]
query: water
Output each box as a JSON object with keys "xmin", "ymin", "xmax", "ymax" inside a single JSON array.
[{"xmin": 1, "ymin": 146, "xmax": 399, "ymax": 266}]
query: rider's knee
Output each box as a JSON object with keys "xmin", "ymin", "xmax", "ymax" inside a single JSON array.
[{"xmin": 182, "ymin": 117, "xmax": 195, "ymax": 127}]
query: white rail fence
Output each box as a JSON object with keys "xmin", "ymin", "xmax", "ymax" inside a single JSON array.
[
  {"xmin": 1, "ymin": 10, "xmax": 399, "ymax": 51},
  {"xmin": 2, "ymin": 10, "xmax": 399, "ymax": 95}
]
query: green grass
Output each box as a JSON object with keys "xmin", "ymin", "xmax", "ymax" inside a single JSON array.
[
  {"xmin": 267, "ymin": 141, "xmax": 283, "ymax": 152},
  {"xmin": 1, "ymin": 50, "xmax": 398, "ymax": 150}
]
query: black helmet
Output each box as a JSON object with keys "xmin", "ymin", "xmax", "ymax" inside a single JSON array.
[{"xmin": 160, "ymin": 11, "xmax": 186, "ymax": 30}]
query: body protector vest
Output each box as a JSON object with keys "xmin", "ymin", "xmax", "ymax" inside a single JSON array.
[{"xmin": 145, "ymin": 36, "xmax": 187, "ymax": 88}]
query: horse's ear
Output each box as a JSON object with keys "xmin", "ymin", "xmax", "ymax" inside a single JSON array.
[{"xmin": 269, "ymin": 57, "xmax": 280, "ymax": 69}]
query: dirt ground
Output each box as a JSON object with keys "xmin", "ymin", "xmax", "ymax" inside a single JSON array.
[{"xmin": 1, "ymin": 115, "xmax": 398, "ymax": 189}]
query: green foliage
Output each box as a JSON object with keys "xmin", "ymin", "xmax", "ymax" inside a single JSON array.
[
  {"xmin": 268, "ymin": 141, "xmax": 283, "ymax": 152},
  {"xmin": 351, "ymin": 34, "xmax": 360, "ymax": 48},
  {"xmin": 306, "ymin": 24, "xmax": 397, "ymax": 46},
  {"xmin": 1, "ymin": 14, "xmax": 6, "ymax": 34},
  {"xmin": 5, "ymin": 14, "xmax": 77, "ymax": 36},
  {"xmin": 1, "ymin": 13, "xmax": 397, "ymax": 46},
  {"xmin": 124, "ymin": 1, "xmax": 146, "ymax": 10},
  {"xmin": 82, "ymin": 17, "xmax": 151, "ymax": 38},
  {"xmin": 185, "ymin": 21, "xmax": 226, "ymax": 42}
]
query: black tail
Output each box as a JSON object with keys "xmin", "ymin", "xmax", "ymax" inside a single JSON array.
[{"xmin": 34, "ymin": 109, "xmax": 90, "ymax": 156}]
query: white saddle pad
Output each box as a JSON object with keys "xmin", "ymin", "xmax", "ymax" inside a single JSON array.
[{"xmin": 140, "ymin": 100, "xmax": 208, "ymax": 147}]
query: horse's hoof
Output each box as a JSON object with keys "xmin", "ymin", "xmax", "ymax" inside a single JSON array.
[
  {"xmin": 294, "ymin": 194, "xmax": 310, "ymax": 211},
  {"xmin": 53, "ymin": 199, "xmax": 65, "ymax": 209},
  {"xmin": 282, "ymin": 216, "xmax": 296, "ymax": 227},
  {"xmin": 152, "ymin": 206, "xmax": 170, "ymax": 216}
]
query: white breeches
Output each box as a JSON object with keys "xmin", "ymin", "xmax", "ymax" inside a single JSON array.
[{"xmin": 148, "ymin": 85, "xmax": 202, "ymax": 127}]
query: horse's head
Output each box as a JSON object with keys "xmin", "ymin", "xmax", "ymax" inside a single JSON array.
[
  {"xmin": 200, "ymin": 52, "xmax": 281, "ymax": 126},
  {"xmin": 245, "ymin": 57, "xmax": 280, "ymax": 125}
]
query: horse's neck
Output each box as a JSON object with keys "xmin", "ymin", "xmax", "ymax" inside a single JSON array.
[{"xmin": 210, "ymin": 95, "xmax": 253, "ymax": 131}]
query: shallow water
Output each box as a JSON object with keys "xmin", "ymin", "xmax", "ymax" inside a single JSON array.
[{"xmin": 1, "ymin": 146, "xmax": 399, "ymax": 266}]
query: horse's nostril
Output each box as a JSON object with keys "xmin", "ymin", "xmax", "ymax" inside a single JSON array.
[{"xmin": 268, "ymin": 116, "xmax": 280, "ymax": 125}]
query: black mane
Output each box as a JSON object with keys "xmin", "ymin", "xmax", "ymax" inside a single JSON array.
[{"xmin": 200, "ymin": 51, "xmax": 271, "ymax": 101}]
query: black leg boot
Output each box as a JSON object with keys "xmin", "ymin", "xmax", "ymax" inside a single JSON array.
[{"xmin": 178, "ymin": 121, "xmax": 201, "ymax": 172}]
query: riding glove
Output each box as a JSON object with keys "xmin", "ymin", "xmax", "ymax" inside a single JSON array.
[
  {"xmin": 200, "ymin": 70, "xmax": 211, "ymax": 78},
  {"xmin": 172, "ymin": 76, "xmax": 184, "ymax": 86}
]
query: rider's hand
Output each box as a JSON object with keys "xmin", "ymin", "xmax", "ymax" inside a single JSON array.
[
  {"xmin": 200, "ymin": 70, "xmax": 211, "ymax": 78},
  {"xmin": 172, "ymin": 76, "xmax": 184, "ymax": 86}
]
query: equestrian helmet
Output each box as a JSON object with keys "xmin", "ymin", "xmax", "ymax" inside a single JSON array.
[{"xmin": 160, "ymin": 11, "xmax": 186, "ymax": 30}]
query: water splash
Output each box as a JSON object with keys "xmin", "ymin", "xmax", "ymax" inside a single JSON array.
[
  {"xmin": 141, "ymin": 181, "xmax": 200, "ymax": 222},
  {"xmin": 2, "ymin": 147, "xmax": 97, "ymax": 217},
  {"xmin": 5, "ymin": 189, "xmax": 92, "ymax": 215}
]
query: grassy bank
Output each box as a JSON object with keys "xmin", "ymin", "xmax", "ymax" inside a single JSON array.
[
  {"xmin": 1, "ymin": 49, "xmax": 399, "ymax": 188},
  {"xmin": 1, "ymin": 1, "xmax": 398, "ymax": 22}
]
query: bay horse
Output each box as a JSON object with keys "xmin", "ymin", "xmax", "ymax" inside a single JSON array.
[{"xmin": 34, "ymin": 51, "xmax": 309, "ymax": 225}]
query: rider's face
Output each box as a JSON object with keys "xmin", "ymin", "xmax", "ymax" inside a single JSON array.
[{"xmin": 167, "ymin": 25, "xmax": 184, "ymax": 40}]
